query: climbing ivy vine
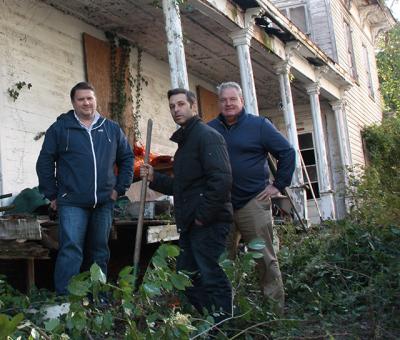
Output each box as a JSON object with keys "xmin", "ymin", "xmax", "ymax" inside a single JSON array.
[
  {"xmin": 7, "ymin": 81, "xmax": 32, "ymax": 102},
  {"xmin": 106, "ymin": 32, "xmax": 147, "ymax": 142}
]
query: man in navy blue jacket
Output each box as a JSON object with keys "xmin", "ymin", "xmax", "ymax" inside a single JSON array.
[
  {"xmin": 36, "ymin": 82, "xmax": 134, "ymax": 295},
  {"xmin": 208, "ymin": 82, "xmax": 295, "ymax": 312}
]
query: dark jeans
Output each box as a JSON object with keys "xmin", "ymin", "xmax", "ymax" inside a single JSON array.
[
  {"xmin": 177, "ymin": 222, "xmax": 232, "ymax": 322},
  {"xmin": 54, "ymin": 202, "xmax": 113, "ymax": 295}
]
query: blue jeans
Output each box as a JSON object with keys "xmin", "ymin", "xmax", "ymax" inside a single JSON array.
[
  {"xmin": 55, "ymin": 203, "xmax": 113, "ymax": 295},
  {"xmin": 177, "ymin": 222, "xmax": 232, "ymax": 322}
]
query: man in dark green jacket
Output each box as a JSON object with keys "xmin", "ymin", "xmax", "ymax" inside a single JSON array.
[{"xmin": 140, "ymin": 88, "xmax": 233, "ymax": 322}]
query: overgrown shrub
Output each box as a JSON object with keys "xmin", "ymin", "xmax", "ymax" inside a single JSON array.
[
  {"xmin": 348, "ymin": 115, "xmax": 400, "ymax": 227},
  {"xmin": 278, "ymin": 221, "xmax": 400, "ymax": 339}
]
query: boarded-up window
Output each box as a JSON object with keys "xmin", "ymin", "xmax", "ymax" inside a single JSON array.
[
  {"xmin": 83, "ymin": 33, "xmax": 112, "ymax": 117},
  {"xmin": 83, "ymin": 33, "xmax": 134, "ymax": 143},
  {"xmin": 196, "ymin": 86, "xmax": 219, "ymax": 122}
]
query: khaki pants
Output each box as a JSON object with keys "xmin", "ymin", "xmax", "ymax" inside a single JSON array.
[{"xmin": 227, "ymin": 198, "xmax": 284, "ymax": 311}]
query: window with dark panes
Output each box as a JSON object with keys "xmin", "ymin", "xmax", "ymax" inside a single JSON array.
[{"xmin": 298, "ymin": 133, "xmax": 320, "ymax": 199}]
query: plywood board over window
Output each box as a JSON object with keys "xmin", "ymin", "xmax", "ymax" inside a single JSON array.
[
  {"xmin": 83, "ymin": 33, "xmax": 134, "ymax": 144},
  {"xmin": 196, "ymin": 86, "xmax": 219, "ymax": 123}
]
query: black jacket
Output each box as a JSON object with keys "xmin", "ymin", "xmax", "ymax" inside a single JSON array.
[{"xmin": 150, "ymin": 116, "xmax": 233, "ymax": 232}]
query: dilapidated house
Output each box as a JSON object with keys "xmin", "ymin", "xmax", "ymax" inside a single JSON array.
[{"xmin": 0, "ymin": 0, "xmax": 396, "ymax": 225}]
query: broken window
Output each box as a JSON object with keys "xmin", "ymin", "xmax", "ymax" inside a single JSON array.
[
  {"xmin": 280, "ymin": 5, "xmax": 310, "ymax": 36},
  {"xmin": 298, "ymin": 132, "xmax": 320, "ymax": 199}
]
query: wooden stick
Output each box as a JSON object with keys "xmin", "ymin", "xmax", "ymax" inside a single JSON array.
[
  {"xmin": 133, "ymin": 119, "xmax": 153, "ymax": 282},
  {"xmin": 267, "ymin": 155, "xmax": 307, "ymax": 231},
  {"xmin": 299, "ymin": 153, "xmax": 323, "ymax": 221}
]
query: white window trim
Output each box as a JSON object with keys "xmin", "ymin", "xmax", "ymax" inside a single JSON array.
[
  {"xmin": 362, "ymin": 43, "xmax": 375, "ymax": 99},
  {"xmin": 298, "ymin": 132, "xmax": 320, "ymax": 200},
  {"xmin": 343, "ymin": 19, "xmax": 358, "ymax": 80}
]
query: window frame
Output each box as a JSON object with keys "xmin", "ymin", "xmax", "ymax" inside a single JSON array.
[
  {"xmin": 343, "ymin": 19, "xmax": 358, "ymax": 80},
  {"xmin": 298, "ymin": 132, "xmax": 320, "ymax": 200},
  {"xmin": 281, "ymin": 4, "xmax": 311, "ymax": 36},
  {"xmin": 362, "ymin": 43, "xmax": 375, "ymax": 99}
]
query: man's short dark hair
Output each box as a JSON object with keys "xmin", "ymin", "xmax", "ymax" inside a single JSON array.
[
  {"xmin": 167, "ymin": 88, "xmax": 196, "ymax": 106},
  {"xmin": 70, "ymin": 82, "xmax": 96, "ymax": 101}
]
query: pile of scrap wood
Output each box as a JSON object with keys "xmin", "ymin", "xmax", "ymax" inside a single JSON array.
[{"xmin": 0, "ymin": 193, "xmax": 50, "ymax": 259}]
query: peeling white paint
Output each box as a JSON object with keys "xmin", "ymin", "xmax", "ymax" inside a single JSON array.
[
  {"xmin": 307, "ymin": 84, "xmax": 335, "ymax": 220},
  {"xmin": 162, "ymin": 0, "xmax": 189, "ymax": 89}
]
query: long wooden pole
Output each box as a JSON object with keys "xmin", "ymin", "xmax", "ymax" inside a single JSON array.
[{"xmin": 133, "ymin": 119, "xmax": 153, "ymax": 281}]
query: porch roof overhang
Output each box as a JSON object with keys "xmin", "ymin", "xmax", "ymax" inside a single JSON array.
[{"xmin": 42, "ymin": 0, "xmax": 352, "ymax": 109}]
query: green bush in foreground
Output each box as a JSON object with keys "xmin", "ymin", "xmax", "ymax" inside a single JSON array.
[{"xmin": 1, "ymin": 219, "xmax": 399, "ymax": 339}]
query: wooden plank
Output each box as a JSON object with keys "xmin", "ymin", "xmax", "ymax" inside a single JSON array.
[
  {"xmin": 83, "ymin": 33, "xmax": 112, "ymax": 117},
  {"xmin": 0, "ymin": 240, "xmax": 49, "ymax": 258},
  {"xmin": 0, "ymin": 218, "xmax": 42, "ymax": 240},
  {"xmin": 83, "ymin": 33, "xmax": 135, "ymax": 144},
  {"xmin": 196, "ymin": 86, "xmax": 219, "ymax": 122},
  {"xmin": 146, "ymin": 224, "xmax": 179, "ymax": 244}
]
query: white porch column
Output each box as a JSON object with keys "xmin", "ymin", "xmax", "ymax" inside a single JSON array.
[
  {"xmin": 331, "ymin": 99, "xmax": 352, "ymax": 214},
  {"xmin": 229, "ymin": 9, "xmax": 260, "ymax": 115},
  {"xmin": 331, "ymin": 100, "xmax": 352, "ymax": 170},
  {"xmin": 162, "ymin": 0, "xmax": 189, "ymax": 89},
  {"xmin": 274, "ymin": 61, "xmax": 308, "ymax": 222},
  {"xmin": 306, "ymin": 84, "xmax": 336, "ymax": 220}
]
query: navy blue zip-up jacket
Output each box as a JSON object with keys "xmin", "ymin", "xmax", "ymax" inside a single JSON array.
[
  {"xmin": 208, "ymin": 109, "xmax": 295, "ymax": 210},
  {"xmin": 36, "ymin": 110, "xmax": 134, "ymax": 207}
]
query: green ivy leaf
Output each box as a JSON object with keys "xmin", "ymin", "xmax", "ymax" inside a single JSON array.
[
  {"xmin": 152, "ymin": 255, "xmax": 168, "ymax": 268},
  {"xmin": 0, "ymin": 313, "xmax": 24, "ymax": 339},
  {"xmin": 161, "ymin": 279, "xmax": 173, "ymax": 291},
  {"xmin": 45, "ymin": 318, "xmax": 60, "ymax": 331},
  {"xmin": 165, "ymin": 244, "xmax": 180, "ymax": 257},
  {"xmin": 103, "ymin": 311, "xmax": 113, "ymax": 330},
  {"xmin": 143, "ymin": 283, "xmax": 161, "ymax": 297},
  {"xmin": 170, "ymin": 272, "xmax": 188, "ymax": 290},
  {"xmin": 90, "ymin": 263, "xmax": 106, "ymax": 284},
  {"xmin": 68, "ymin": 279, "xmax": 91, "ymax": 297},
  {"xmin": 249, "ymin": 251, "xmax": 264, "ymax": 259},
  {"xmin": 248, "ymin": 238, "xmax": 266, "ymax": 250}
]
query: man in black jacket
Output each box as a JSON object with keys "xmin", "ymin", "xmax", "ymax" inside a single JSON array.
[{"xmin": 140, "ymin": 88, "xmax": 233, "ymax": 322}]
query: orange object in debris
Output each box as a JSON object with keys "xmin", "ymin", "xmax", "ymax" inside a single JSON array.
[{"xmin": 133, "ymin": 142, "xmax": 173, "ymax": 178}]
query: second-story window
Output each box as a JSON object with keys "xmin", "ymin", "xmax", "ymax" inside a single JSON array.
[
  {"xmin": 344, "ymin": 20, "xmax": 358, "ymax": 79},
  {"xmin": 281, "ymin": 5, "xmax": 310, "ymax": 36},
  {"xmin": 362, "ymin": 44, "xmax": 374, "ymax": 99}
]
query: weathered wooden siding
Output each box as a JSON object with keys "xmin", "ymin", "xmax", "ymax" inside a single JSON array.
[
  {"xmin": 0, "ymin": 0, "xmax": 214, "ymax": 199},
  {"xmin": 270, "ymin": 0, "xmax": 337, "ymax": 59},
  {"xmin": 0, "ymin": 0, "xmax": 96, "ymax": 198},
  {"xmin": 329, "ymin": 0, "xmax": 383, "ymax": 166}
]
